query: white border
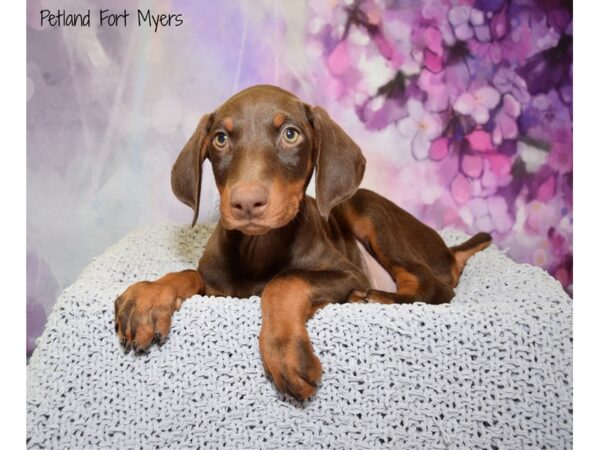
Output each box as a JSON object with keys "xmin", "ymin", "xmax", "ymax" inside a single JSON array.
[
  {"xmin": 573, "ymin": 2, "xmax": 600, "ymax": 448},
  {"xmin": 7, "ymin": 1, "xmax": 588, "ymax": 447},
  {"xmin": 0, "ymin": 0, "xmax": 25, "ymax": 446}
]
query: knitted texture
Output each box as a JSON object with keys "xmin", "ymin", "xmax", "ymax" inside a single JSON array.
[{"xmin": 27, "ymin": 224, "xmax": 573, "ymax": 449}]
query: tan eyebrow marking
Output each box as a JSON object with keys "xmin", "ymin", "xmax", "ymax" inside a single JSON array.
[
  {"xmin": 273, "ymin": 113, "xmax": 286, "ymax": 128},
  {"xmin": 224, "ymin": 118, "xmax": 234, "ymax": 132}
]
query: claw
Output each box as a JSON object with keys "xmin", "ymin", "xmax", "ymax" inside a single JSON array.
[
  {"xmin": 154, "ymin": 332, "xmax": 168, "ymax": 347},
  {"xmin": 135, "ymin": 347, "xmax": 148, "ymax": 355}
]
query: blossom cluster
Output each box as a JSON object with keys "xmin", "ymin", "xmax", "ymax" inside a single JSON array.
[{"xmin": 307, "ymin": 0, "xmax": 573, "ymax": 293}]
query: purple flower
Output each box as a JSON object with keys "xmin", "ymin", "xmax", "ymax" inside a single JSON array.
[
  {"xmin": 399, "ymin": 99, "xmax": 443, "ymax": 160},
  {"xmin": 448, "ymin": 5, "xmax": 488, "ymax": 42},
  {"xmin": 462, "ymin": 153, "xmax": 484, "ymax": 178},
  {"xmin": 451, "ymin": 172, "xmax": 472, "ymax": 204},
  {"xmin": 493, "ymin": 67, "xmax": 530, "ymax": 105},
  {"xmin": 418, "ymin": 69, "xmax": 449, "ymax": 112},
  {"xmin": 454, "ymin": 86, "xmax": 501, "ymax": 124},
  {"xmin": 466, "ymin": 128, "xmax": 494, "ymax": 152},
  {"xmin": 429, "ymin": 137, "xmax": 450, "ymax": 161},
  {"xmin": 492, "ymin": 94, "xmax": 521, "ymax": 145},
  {"xmin": 412, "ymin": 26, "xmax": 445, "ymax": 73}
]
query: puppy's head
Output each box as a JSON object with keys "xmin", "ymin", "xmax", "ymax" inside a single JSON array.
[{"xmin": 172, "ymin": 85, "xmax": 365, "ymax": 235}]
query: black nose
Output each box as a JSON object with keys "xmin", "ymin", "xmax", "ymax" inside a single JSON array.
[{"xmin": 229, "ymin": 183, "xmax": 269, "ymax": 220}]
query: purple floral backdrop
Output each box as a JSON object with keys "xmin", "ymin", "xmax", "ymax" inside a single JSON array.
[{"xmin": 27, "ymin": 0, "xmax": 572, "ymax": 355}]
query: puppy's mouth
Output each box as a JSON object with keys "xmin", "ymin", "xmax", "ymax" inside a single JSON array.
[
  {"xmin": 221, "ymin": 207, "xmax": 299, "ymax": 235},
  {"xmin": 234, "ymin": 222, "xmax": 272, "ymax": 236}
]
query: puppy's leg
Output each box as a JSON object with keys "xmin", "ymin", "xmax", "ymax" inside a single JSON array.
[
  {"xmin": 335, "ymin": 189, "xmax": 457, "ymax": 304},
  {"xmin": 348, "ymin": 262, "xmax": 455, "ymax": 305},
  {"xmin": 114, "ymin": 269, "xmax": 205, "ymax": 352},
  {"xmin": 259, "ymin": 269, "xmax": 366, "ymax": 401}
]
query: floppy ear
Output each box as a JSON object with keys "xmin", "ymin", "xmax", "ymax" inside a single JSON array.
[
  {"xmin": 311, "ymin": 106, "xmax": 366, "ymax": 218},
  {"xmin": 171, "ymin": 114, "xmax": 213, "ymax": 226}
]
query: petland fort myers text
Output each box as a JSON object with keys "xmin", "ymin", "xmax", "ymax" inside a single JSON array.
[{"xmin": 40, "ymin": 9, "xmax": 183, "ymax": 32}]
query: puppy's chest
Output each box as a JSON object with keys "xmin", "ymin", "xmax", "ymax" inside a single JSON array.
[
  {"xmin": 223, "ymin": 231, "xmax": 396, "ymax": 295},
  {"xmin": 233, "ymin": 237, "xmax": 290, "ymax": 279}
]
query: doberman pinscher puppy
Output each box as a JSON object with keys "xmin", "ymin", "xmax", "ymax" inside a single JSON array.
[{"xmin": 114, "ymin": 85, "xmax": 491, "ymax": 400}]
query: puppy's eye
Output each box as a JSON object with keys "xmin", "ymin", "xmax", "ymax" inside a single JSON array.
[
  {"xmin": 213, "ymin": 132, "xmax": 228, "ymax": 149},
  {"xmin": 282, "ymin": 127, "xmax": 301, "ymax": 146}
]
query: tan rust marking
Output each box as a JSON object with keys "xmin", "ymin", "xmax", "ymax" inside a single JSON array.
[
  {"xmin": 450, "ymin": 263, "xmax": 461, "ymax": 287},
  {"xmin": 339, "ymin": 205, "xmax": 423, "ymax": 299},
  {"xmin": 224, "ymin": 117, "xmax": 234, "ymax": 132},
  {"xmin": 155, "ymin": 270, "xmax": 205, "ymax": 300},
  {"xmin": 451, "ymin": 240, "xmax": 491, "ymax": 286},
  {"xmin": 219, "ymin": 184, "xmax": 233, "ymax": 224},
  {"xmin": 273, "ymin": 113, "xmax": 286, "ymax": 128},
  {"xmin": 115, "ymin": 270, "xmax": 205, "ymax": 350},
  {"xmin": 364, "ymin": 290, "xmax": 396, "ymax": 304},
  {"xmin": 259, "ymin": 276, "xmax": 321, "ymax": 400},
  {"xmin": 341, "ymin": 206, "xmax": 394, "ymax": 269},
  {"xmin": 261, "ymin": 175, "xmax": 305, "ymax": 229},
  {"xmin": 220, "ymin": 176, "xmax": 304, "ymax": 230},
  {"xmin": 261, "ymin": 277, "xmax": 314, "ymax": 336},
  {"xmin": 340, "ymin": 207, "xmax": 370, "ymax": 240},
  {"xmin": 392, "ymin": 266, "xmax": 420, "ymax": 297}
]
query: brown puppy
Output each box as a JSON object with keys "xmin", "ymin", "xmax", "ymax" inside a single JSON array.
[{"xmin": 114, "ymin": 85, "xmax": 491, "ymax": 400}]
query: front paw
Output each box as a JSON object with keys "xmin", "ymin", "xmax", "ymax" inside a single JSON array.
[
  {"xmin": 114, "ymin": 281, "xmax": 182, "ymax": 353},
  {"xmin": 259, "ymin": 330, "xmax": 323, "ymax": 401}
]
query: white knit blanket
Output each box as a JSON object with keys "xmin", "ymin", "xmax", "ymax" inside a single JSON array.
[{"xmin": 27, "ymin": 224, "xmax": 573, "ymax": 449}]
